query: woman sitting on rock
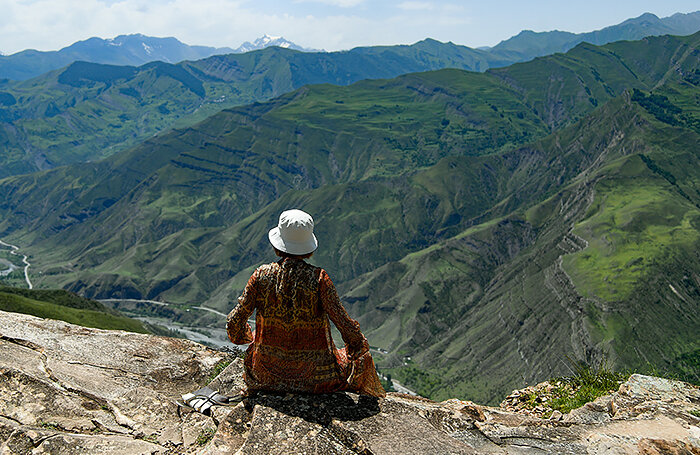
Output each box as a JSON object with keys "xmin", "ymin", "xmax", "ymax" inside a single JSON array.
[{"xmin": 226, "ymin": 209, "xmax": 385, "ymax": 398}]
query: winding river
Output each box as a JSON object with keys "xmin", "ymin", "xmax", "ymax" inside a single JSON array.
[
  {"xmin": 0, "ymin": 239, "xmax": 33, "ymax": 289},
  {"xmin": 98, "ymin": 298, "xmax": 242, "ymax": 347}
]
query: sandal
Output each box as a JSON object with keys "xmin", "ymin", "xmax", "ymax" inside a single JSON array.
[{"xmin": 178, "ymin": 386, "xmax": 242, "ymax": 415}]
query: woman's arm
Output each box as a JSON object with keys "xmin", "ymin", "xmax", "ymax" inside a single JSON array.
[
  {"xmin": 319, "ymin": 269, "xmax": 369, "ymax": 359},
  {"xmin": 226, "ymin": 268, "xmax": 259, "ymax": 344}
]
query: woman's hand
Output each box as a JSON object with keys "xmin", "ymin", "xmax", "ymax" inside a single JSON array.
[{"xmin": 348, "ymin": 338, "xmax": 370, "ymax": 361}]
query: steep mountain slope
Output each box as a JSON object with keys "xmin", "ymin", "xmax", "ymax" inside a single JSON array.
[
  {"xmin": 0, "ymin": 67, "xmax": 547, "ymax": 291},
  {"xmin": 342, "ymin": 91, "xmax": 700, "ymax": 402},
  {"xmin": 2, "ymin": 15, "xmax": 698, "ymax": 178},
  {"xmin": 488, "ymin": 32, "xmax": 700, "ymax": 129},
  {"xmin": 1, "ymin": 32, "xmax": 688, "ymax": 287},
  {"xmin": 0, "ymin": 40, "xmax": 501, "ymax": 177},
  {"xmin": 489, "ymin": 11, "xmax": 700, "ymax": 63},
  {"xmin": 1, "ymin": 29, "xmax": 691, "ymax": 178},
  {"xmin": 1, "ymin": 32, "xmax": 694, "ymax": 233},
  {"xmin": 0, "ymin": 33, "xmax": 698, "ymax": 403},
  {"xmin": 0, "ymin": 34, "xmax": 235, "ymax": 81},
  {"xmin": 1, "ymin": 33, "xmax": 696, "ymax": 301}
]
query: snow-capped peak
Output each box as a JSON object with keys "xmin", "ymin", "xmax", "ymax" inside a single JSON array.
[
  {"xmin": 234, "ymin": 35, "xmax": 320, "ymax": 53},
  {"xmin": 256, "ymin": 34, "xmax": 281, "ymax": 45}
]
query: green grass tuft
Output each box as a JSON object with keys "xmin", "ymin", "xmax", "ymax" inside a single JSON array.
[
  {"xmin": 207, "ymin": 359, "xmax": 233, "ymax": 382},
  {"xmin": 39, "ymin": 421, "xmax": 61, "ymax": 431},
  {"xmin": 548, "ymin": 357, "xmax": 627, "ymax": 414},
  {"xmin": 196, "ymin": 428, "xmax": 216, "ymax": 446},
  {"xmin": 142, "ymin": 434, "xmax": 159, "ymax": 444}
]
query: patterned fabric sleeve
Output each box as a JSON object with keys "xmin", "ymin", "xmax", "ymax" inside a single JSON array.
[
  {"xmin": 319, "ymin": 269, "xmax": 369, "ymax": 359},
  {"xmin": 226, "ymin": 268, "xmax": 258, "ymax": 344}
]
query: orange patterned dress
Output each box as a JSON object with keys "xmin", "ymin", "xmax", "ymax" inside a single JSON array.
[{"xmin": 226, "ymin": 257, "xmax": 385, "ymax": 397}]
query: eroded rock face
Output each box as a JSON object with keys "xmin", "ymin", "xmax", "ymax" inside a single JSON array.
[{"xmin": 1, "ymin": 309, "xmax": 699, "ymax": 454}]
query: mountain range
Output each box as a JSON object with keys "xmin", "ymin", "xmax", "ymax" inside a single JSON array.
[
  {"xmin": 0, "ymin": 39, "xmax": 501, "ymax": 177},
  {"xmin": 1, "ymin": 11, "xmax": 698, "ymax": 83},
  {"xmin": 487, "ymin": 11, "xmax": 700, "ymax": 60},
  {"xmin": 1, "ymin": 11, "xmax": 699, "ymax": 178},
  {"xmin": 0, "ymin": 34, "xmax": 235, "ymax": 81},
  {"xmin": 234, "ymin": 34, "xmax": 322, "ymax": 53},
  {"xmin": 0, "ymin": 30, "xmax": 697, "ymax": 404},
  {"xmin": 0, "ymin": 33, "xmax": 323, "ymax": 82}
]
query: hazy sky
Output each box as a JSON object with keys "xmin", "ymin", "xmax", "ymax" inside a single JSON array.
[{"xmin": 1, "ymin": 0, "xmax": 698, "ymax": 55}]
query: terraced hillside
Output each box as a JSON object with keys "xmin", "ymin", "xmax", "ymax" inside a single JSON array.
[{"xmin": 0, "ymin": 32, "xmax": 698, "ymax": 403}]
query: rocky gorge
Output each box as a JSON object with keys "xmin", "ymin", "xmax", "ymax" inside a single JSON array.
[{"xmin": 1, "ymin": 309, "xmax": 699, "ymax": 454}]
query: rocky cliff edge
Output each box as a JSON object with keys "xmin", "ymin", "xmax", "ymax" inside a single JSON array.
[{"xmin": 1, "ymin": 310, "xmax": 699, "ymax": 454}]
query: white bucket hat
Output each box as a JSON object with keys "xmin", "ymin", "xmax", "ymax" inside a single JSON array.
[{"xmin": 268, "ymin": 209, "xmax": 318, "ymax": 255}]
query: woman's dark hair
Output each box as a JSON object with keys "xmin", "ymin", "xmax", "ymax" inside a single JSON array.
[{"xmin": 274, "ymin": 248, "xmax": 314, "ymax": 260}]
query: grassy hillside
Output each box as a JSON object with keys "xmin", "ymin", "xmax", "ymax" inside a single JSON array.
[
  {"xmin": 0, "ymin": 40, "xmax": 502, "ymax": 177},
  {"xmin": 2, "ymin": 28, "xmax": 698, "ymax": 178},
  {"xmin": 0, "ymin": 66, "xmax": 552, "ymax": 293},
  {"xmin": 2, "ymin": 32, "xmax": 694, "ymax": 239},
  {"xmin": 342, "ymin": 92, "xmax": 700, "ymax": 402},
  {"xmin": 0, "ymin": 33, "xmax": 698, "ymax": 403},
  {"xmin": 0, "ymin": 286, "xmax": 153, "ymax": 333},
  {"xmin": 488, "ymin": 33, "xmax": 700, "ymax": 129}
]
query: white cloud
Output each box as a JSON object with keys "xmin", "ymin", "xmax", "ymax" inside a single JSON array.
[
  {"xmin": 0, "ymin": 0, "xmax": 263, "ymax": 53},
  {"xmin": 293, "ymin": 0, "xmax": 366, "ymax": 7},
  {"xmin": 0, "ymin": 0, "xmax": 427, "ymax": 54},
  {"xmin": 398, "ymin": 1, "xmax": 434, "ymax": 11},
  {"xmin": 2, "ymin": 0, "xmax": 689, "ymax": 55}
]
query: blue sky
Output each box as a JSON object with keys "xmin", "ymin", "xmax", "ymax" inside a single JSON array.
[{"xmin": 0, "ymin": 0, "xmax": 698, "ymax": 54}]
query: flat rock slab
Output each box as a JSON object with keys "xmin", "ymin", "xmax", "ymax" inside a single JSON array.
[
  {"xmin": 2, "ymin": 310, "xmax": 699, "ymax": 454},
  {"xmin": 0, "ymin": 310, "xmax": 228, "ymax": 454}
]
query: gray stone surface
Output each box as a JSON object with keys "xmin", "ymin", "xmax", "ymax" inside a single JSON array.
[
  {"xmin": 1, "ymin": 310, "xmax": 699, "ymax": 454},
  {"xmin": 0, "ymin": 310, "xmax": 228, "ymax": 454}
]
